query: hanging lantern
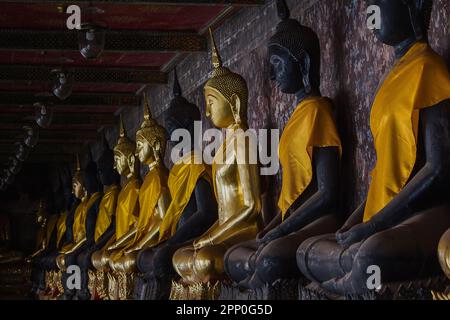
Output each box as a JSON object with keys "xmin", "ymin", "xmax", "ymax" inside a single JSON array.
[
  {"xmin": 15, "ymin": 142, "xmax": 30, "ymax": 162},
  {"xmin": 78, "ymin": 23, "xmax": 105, "ymax": 60},
  {"xmin": 34, "ymin": 102, "xmax": 53, "ymax": 128},
  {"xmin": 3, "ymin": 169, "xmax": 15, "ymax": 186},
  {"xmin": 8, "ymin": 157, "xmax": 22, "ymax": 175},
  {"xmin": 23, "ymin": 126, "xmax": 39, "ymax": 148},
  {"xmin": 51, "ymin": 69, "xmax": 72, "ymax": 100}
]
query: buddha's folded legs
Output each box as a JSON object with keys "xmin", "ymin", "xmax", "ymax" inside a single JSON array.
[
  {"xmin": 91, "ymin": 249, "xmax": 108, "ymax": 271},
  {"xmin": 137, "ymin": 243, "xmax": 185, "ymax": 279},
  {"xmin": 297, "ymin": 234, "xmax": 361, "ymax": 284},
  {"xmin": 76, "ymin": 247, "xmax": 97, "ymax": 300},
  {"xmin": 173, "ymin": 243, "xmax": 228, "ymax": 284},
  {"xmin": 42, "ymin": 251, "xmax": 59, "ymax": 270},
  {"xmin": 30, "ymin": 254, "xmax": 47, "ymax": 293},
  {"xmin": 109, "ymin": 251, "xmax": 137, "ymax": 274},
  {"xmin": 224, "ymin": 240, "xmax": 258, "ymax": 284},
  {"xmin": 297, "ymin": 204, "xmax": 450, "ymax": 295},
  {"xmin": 227, "ymin": 213, "xmax": 339, "ymax": 289},
  {"xmin": 59, "ymin": 252, "xmax": 79, "ymax": 299}
]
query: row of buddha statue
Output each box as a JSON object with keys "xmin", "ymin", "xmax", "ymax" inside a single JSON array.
[{"xmin": 26, "ymin": 0, "xmax": 450, "ymax": 300}]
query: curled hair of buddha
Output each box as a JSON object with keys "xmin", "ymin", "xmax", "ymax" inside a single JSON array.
[
  {"xmin": 269, "ymin": 0, "xmax": 321, "ymax": 89},
  {"xmin": 165, "ymin": 67, "xmax": 200, "ymax": 135},
  {"xmin": 72, "ymin": 153, "xmax": 84, "ymax": 185},
  {"xmin": 136, "ymin": 92, "xmax": 167, "ymax": 156},
  {"xmin": 205, "ymin": 28, "xmax": 248, "ymax": 125},
  {"xmin": 36, "ymin": 199, "xmax": 48, "ymax": 221},
  {"xmin": 114, "ymin": 114, "xmax": 135, "ymax": 158}
]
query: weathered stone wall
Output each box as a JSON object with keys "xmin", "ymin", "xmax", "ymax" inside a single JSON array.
[{"xmin": 89, "ymin": 0, "xmax": 450, "ymax": 215}]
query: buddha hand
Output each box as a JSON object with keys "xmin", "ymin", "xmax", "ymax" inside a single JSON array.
[
  {"xmin": 258, "ymin": 227, "xmax": 283, "ymax": 246},
  {"xmin": 193, "ymin": 236, "xmax": 212, "ymax": 250},
  {"xmin": 336, "ymin": 222, "xmax": 375, "ymax": 248}
]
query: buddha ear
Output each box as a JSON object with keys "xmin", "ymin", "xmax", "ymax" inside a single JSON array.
[
  {"xmin": 127, "ymin": 154, "xmax": 135, "ymax": 173},
  {"xmin": 152, "ymin": 140, "xmax": 162, "ymax": 162},
  {"xmin": 230, "ymin": 93, "xmax": 241, "ymax": 125},
  {"xmin": 299, "ymin": 52, "xmax": 311, "ymax": 94}
]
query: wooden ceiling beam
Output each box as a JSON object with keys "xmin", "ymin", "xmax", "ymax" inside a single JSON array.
[
  {"xmin": 0, "ymin": 30, "xmax": 206, "ymax": 53},
  {"xmin": 0, "ymin": 65, "xmax": 167, "ymax": 85}
]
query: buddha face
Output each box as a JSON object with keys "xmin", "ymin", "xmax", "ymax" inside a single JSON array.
[
  {"xmin": 36, "ymin": 212, "xmax": 46, "ymax": 226},
  {"xmin": 205, "ymin": 88, "xmax": 235, "ymax": 128},
  {"xmin": 72, "ymin": 179, "xmax": 85, "ymax": 199},
  {"xmin": 136, "ymin": 137, "xmax": 155, "ymax": 165},
  {"xmin": 269, "ymin": 45, "xmax": 303, "ymax": 94},
  {"xmin": 114, "ymin": 151, "xmax": 130, "ymax": 176},
  {"xmin": 367, "ymin": 0, "xmax": 414, "ymax": 46}
]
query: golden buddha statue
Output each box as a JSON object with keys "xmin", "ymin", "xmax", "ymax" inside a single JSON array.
[
  {"xmin": 27, "ymin": 196, "xmax": 61, "ymax": 298},
  {"xmin": 91, "ymin": 116, "xmax": 141, "ymax": 300},
  {"xmin": 56, "ymin": 153, "xmax": 103, "ymax": 299},
  {"xmin": 26, "ymin": 200, "xmax": 59, "ymax": 265},
  {"xmin": 171, "ymin": 30, "xmax": 263, "ymax": 290},
  {"xmin": 134, "ymin": 69, "xmax": 218, "ymax": 300},
  {"xmin": 107, "ymin": 94, "xmax": 171, "ymax": 300}
]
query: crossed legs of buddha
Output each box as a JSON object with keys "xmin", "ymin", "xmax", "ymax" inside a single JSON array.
[
  {"xmin": 297, "ymin": 204, "xmax": 450, "ymax": 295},
  {"xmin": 224, "ymin": 213, "xmax": 339, "ymax": 290},
  {"xmin": 135, "ymin": 242, "xmax": 189, "ymax": 299},
  {"xmin": 76, "ymin": 246, "xmax": 98, "ymax": 300}
]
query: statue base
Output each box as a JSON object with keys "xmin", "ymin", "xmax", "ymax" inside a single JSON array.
[
  {"xmin": 0, "ymin": 260, "xmax": 31, "ymax": 299},
  {"xmin": 117, "ymin": 271, "xmax": 135, "ymax": 300},
  {"xmin": 298, "ymin": 276, "xmax": 450, "ymax": 300},
  {"xmin": 133, "ymin": 274, "xmax": 172, "ymax": 300},
  {"xmin": 170, "ymin": 280, "xmax": 221, "ymax": 300},
  {"xmin": 219, "ymin": 279, "xmax": 299, "ymax": 300}
]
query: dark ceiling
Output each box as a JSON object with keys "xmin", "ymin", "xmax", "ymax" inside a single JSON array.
[{"xmin": 0, "ymin": 0, "xmax": 264, "ymax": 165}]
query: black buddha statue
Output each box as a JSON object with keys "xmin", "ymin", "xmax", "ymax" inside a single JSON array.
[
  {"xmin": 38, "ymin": 167, "xmax": 78, "ymax": 298},
  {"xmin": 28, "ymin": 192, "xmax": 59, "ymax": 299},
  {"xmin": 223, "ymin": 0, "xmax": 342, "ymax": 290},
  {"xmin": 58, "ymin": 149, "xmax": 103, "ymax": 300},
  {"xmin": 76, "ymin": 135, "xmax": 121, "ymax": 300},
  {"xmin": 297, "ymin": 0, "xmax": 450, "ymax": 295},
  {"xmin": 134, "ymin": 69, "xmax": 218, "ymax": 299}
]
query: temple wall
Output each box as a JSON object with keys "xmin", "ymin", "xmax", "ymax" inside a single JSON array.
[
  {"xmin": 98, "ymin": 0, "xmax": 449, "ymax": 216},
  {"xmin": 2, "ymin": 0, "xmax": 448, "ymax": 248}
]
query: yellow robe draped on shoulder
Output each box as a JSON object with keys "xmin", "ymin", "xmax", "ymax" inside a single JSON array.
[{"xmin": 364, "ymin": 42, "xmax": 450, "ymax": 222}]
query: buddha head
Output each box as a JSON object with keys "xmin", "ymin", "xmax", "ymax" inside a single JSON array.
[
  {"xmin": 72, "ymin": 154, "xmax": 86, "ymax": 200},
  {"xmin": 35, "ymin": 199, "xmax": 48, "ymax": 227},
  {"xmin": 98, "ymin": 132, "xmax": 120, "ymax": 186},
  {"xmin": 114, "ymin": 115, "xmax": 137, "ymax": 177},
  {"xmin": 164, "ymin": 68, "xmax": 201, "ymax": 148},
  {"xmin": 62, "ymin": 164, "xmax": 75, "ymax": 211},
  {"xmin": 135, "ymin": 93, "xmax": 167, "ymax": 166},
  {"xmin": 83, "ymin": 146, "xmax": 102, "ymax": 194},
  {"xmin": 268, "ymin": 0, "xmax": 320, "ymax": 96},
  {"xmin": 366, "ymin": 0, "xmax": 432, "ymax": 45},
  {"xmin": 204, "ymin": 29, "xmax": 248, "ymax": 129}
]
